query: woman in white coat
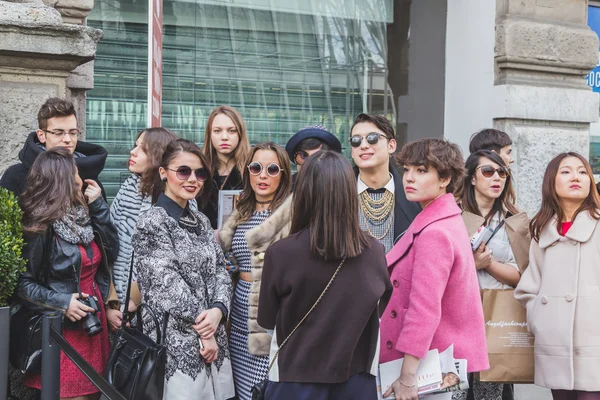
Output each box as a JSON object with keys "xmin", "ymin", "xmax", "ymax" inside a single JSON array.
[{"xmin": 515, "ymin": 152, "xmax": 600, "ymax": 400}]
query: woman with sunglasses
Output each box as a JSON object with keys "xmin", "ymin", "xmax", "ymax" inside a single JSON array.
[
  {"xmin": 458, "ymin": 150, "xmax": 530, "ymax": 400},
  {"xmin": 219, "ymin": 142, "xmax": 293, "ymax": 400},
  {"xmin": 107, "ymin": 127, "xmax": 178, "ymax": 332},
  {"xmin": 132, "ymin": 139, "xmax": 233, "ymax": 400},
  {"xmin": 515, "ymin": 153, "xmax": 600, "ymax": 400},
  {"xmin": 380, "ymin": 138, "xmax": 488, "ymax": 400},
  {"xmin": 201, "ymin": 105, "xmax": 251, "ymax": 228}
]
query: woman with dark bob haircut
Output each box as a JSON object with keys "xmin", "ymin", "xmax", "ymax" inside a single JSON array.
[
  {"xmin": 257, "ymin": 151, "xmax": 392, "ymax": 400},
  {"xmin": 380, "ymin": 138, "xmax": 489, "ymax": 400}
]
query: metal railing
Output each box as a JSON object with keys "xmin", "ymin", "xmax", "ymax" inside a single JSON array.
[{"xmin": 40, "ymin": 314, "xmax": 126, "ymax": 400}]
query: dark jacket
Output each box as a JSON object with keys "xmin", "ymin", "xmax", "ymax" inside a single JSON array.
[
  {"xmin": 0, "ymin": 131, "xmax": 108, "ymax": 198},
  {"xmin": 16, "ymin": 198, "xmax": 118, "ymax": 314},
  {"xmin": 258, "ymin": 229, "xmax": 393, "ymax": 383},
  {"xmin": 201, "ymin": 168, "xmax": 243, "ymax": 229},
  {"xmin": 354, "ymin": 161, "xmax": 421, "ymax": 244}
]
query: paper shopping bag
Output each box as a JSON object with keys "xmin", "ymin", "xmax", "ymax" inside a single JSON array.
[{"xmin": 477, "ymin": 289, "xmax": 534, "ymax": 383}]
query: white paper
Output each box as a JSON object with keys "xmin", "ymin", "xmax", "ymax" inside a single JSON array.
[{"xmin": 217, "ymin": 190, "xmax": 242, "ymax": 229}]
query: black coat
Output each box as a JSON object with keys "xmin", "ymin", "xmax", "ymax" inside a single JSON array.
[
  {"xmin": 354, "ymin": 161, "xmax": 421, "ymax": 244},
  {"xmin": 200, "ymin": 168, "xmax": 243, "ymax": 229},
  {"xmin": 0, "ymin": 131, "xmax": 108, "ymax": 199},
  {"xmin": 16, "ymin": 198, "xmax": 118, "ymax": 314}
]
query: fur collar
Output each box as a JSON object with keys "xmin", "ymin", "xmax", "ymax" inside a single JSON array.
[{"xmin": 219, "ymin": 195, "xmax": 293, "ymax": 251}]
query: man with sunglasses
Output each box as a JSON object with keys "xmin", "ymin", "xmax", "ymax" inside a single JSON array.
[
  {"xmin": 0, "ymin": 97, "xmax": 108, "ymax": 198},
  {"xmin": 350, "ymin": 113, "xmax": 420, "ymax": 254},
  {"xmin": 285, "ymin": 125, "xmax": 342, "ymax": 187}
]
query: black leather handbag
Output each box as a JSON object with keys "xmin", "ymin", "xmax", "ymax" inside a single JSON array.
[
  {"xmin": 105, "ymin": 256, "xmax": 169, "ymax": 400},
  {"xmin": 251, "ymin": 257, "xmax": 346, "ymax": 400},
  {"xmin": 9, "ymin": 228, "xmax": 54, "ymax": 374}
]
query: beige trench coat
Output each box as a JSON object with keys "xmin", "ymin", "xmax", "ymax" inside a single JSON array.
[{"xmin": 514, "ymin": 210, "xmax": 600, "ymax": 391}]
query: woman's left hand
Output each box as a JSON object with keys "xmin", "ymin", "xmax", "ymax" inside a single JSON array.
[
  {"xmin": 193, "ymin": 308, "xmax": 223, "ymax": 339},
  {"xmin": 84, "ymin": 179, "xmax": 102, "ymax": 204},
  {"xmin": 200, "ymin": 336, "xmax": 219, "ymax": 363},
  {"xmin": 383, "ymin": 375, "xmax": 419, "ymax": 400}
]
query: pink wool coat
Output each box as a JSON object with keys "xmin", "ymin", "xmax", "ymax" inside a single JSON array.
[{"xmin": 379, "ymin": 193, "xmax": 489, "ymax": 373}]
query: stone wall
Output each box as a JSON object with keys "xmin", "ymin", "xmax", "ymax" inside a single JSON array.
[
  {"xmin": 494, "ymin": 0, "xmax": 599, "ymax": 215},
  {"xmin": 0, "ymin": 1, "xmax": 101, "ymax": 176}
]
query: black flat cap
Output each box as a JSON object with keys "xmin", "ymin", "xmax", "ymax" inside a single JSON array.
[{"xmin": 285, "ymin": 125, "xmax": 342, "ymax": 160}]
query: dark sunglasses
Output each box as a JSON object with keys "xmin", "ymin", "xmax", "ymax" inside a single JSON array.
[
  {"xmin": 477, "ymin": 165, "xmax": 508, "ymax": 179},
  {"xmin": 248, "ymin": 162, "xmax": 283, "ymax": 177},
  {"xmin": 167, "ymin": 166, "xmax": 208, "ymax": 181},
  {"xmin": 348, "ymin": 132, "xmax": 388, "ymax": 148},
  {"xmin": 293, "ymin": 151, "xmax": 309, "ymax": 165}
]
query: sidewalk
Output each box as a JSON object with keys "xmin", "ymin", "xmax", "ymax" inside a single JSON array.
[{"xmin": 515, "ymin": 384, "xmax": 552, "ymax": 399}]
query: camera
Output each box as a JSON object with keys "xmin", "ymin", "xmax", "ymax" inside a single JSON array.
[
  {"xmin": 470, "ymin": 225, "xmax": 494, "ymax": 251},
  {"xmin": 79, "ymin": 296, "xmax": 102, "ymax": 336}
]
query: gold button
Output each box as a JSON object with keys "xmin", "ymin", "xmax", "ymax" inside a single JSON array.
[{"xmin": 258, "ymin": 252, "xmax": 265, "ymax": 260}]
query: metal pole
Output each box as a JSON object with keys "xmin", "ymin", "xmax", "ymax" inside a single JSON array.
[{"xmin": 41, "ymin": 315, "xmax": 62, "ymax": 400}]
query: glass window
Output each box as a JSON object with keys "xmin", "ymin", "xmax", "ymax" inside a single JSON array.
[{"xmin": 88, "ymin": 0, "xmax": 404, "ymax": 200}]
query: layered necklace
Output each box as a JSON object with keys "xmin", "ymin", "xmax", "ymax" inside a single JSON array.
[{"xmin": 359, "ymin": 190, "xmax": 395, "ymax": 240}]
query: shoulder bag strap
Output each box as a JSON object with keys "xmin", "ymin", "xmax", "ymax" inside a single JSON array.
[
  {"xmin": 263, "ymin": 256, "xmax": 347, "ymax": 377},
  {"xmin": 120, "ymin": 254, "xmax": 135, "ymax": 329},
  {"xmin": 485, "ymin": 219, "xmax": 506, "ymax": 246}
]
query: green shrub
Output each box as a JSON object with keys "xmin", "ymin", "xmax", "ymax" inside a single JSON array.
[{"xmin": 0, "ymin": 188, "xmax": 26, "ymax": 307}]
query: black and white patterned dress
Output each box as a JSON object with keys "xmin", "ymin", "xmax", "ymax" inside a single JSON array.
[
  {"xmin": 229, "ymin": 210, "xmax": 271, "ymax": 400},
  {"xmin": 132, "ymin": 194, "xmax": 234, "ymax": 400}
]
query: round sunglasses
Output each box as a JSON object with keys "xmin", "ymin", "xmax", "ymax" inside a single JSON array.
[
  {"xmin": 167, "ymin": 166, "xmax": 208, "ymax": 181},
  {"xmin": 348, "ymin": 132, "xmax": 388, "ymax": 148},
  {"xmin": 476, "ymin": 165, "xmax": 508, "ymax": 179},
  {"xmin": 248, "ymin": 161, "xmax": 283, "ymax": 177}
]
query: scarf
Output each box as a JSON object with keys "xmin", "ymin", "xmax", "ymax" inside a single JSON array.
[{"xmin": 52, "ymin": 204, "xmax": 94, "ymax": 245}]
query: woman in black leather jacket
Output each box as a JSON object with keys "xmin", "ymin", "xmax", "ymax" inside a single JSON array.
[{"xmin": 16, "ymin": 147, "xmax": 118, "ymax": 399}]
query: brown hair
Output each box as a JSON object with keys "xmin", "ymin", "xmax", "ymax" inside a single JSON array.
[
  {"xmin": 530, "ymin": 152, "xmax": 600, "ymax": 242},
  {"xmin": 202, "ymin": 105, "xmax": 251, "ymax": 179},
  {"xmin": 350, "ymin": 113, "xmax": 395, "ymax": 140},
  {"xmin": 290, "ymin": 151, "xmax": 371, "ymax": 260},
  {"xmin": 37, "ymin": 97, "xmax": 77, "ymax": 130},
  {"xmin": 148, "ymin": 139, "xmax": 214, "ymax": 206},
  {"xmin": 137, "ymin": 127, "xmax": 179, "ymax": 199},
  {"xmin": 20, "ymin": 147, "xmax": 87, "ymax": 235},
  {"xmin": 396, "ymin": 138, "xmax": 465, "ymax": 194},
  {"xmin": 236, "ymin": 142, "xmax": 292, "ymax": 222},
  {"xmin": 459, "ymin": 150, "xmax": 519, "ymax": 224}
]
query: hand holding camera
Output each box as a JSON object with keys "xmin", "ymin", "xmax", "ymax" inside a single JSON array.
[{"xmin": 66, "ymin": 292, "xmax": 103, "ymax": 336}]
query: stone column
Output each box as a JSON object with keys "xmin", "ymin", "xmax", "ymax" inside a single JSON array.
[
  {"xmin": 0, "ymin": 1, "xmax": 102, "ymax": 174},
  {"xmin": 494, "ymin": 0, "xmax": 599, "ymax": 214}
]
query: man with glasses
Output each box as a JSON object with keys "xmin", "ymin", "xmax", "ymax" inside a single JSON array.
[
  {"xmin": 350, "ymin": 113, "xmax": 420, "ymax": 254},
  {"xmin": 0, "ymin": 97, "xmax": 108, "ymax": 198},
  {"xmin": 285, "ymin": 125, "xmax": 342, "ymax": 187}
]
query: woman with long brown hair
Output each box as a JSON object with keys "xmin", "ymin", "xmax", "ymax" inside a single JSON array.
[
  {"xmin": 459, "ymin": 150, "xmax": 530, "ymax": 400},
  {"xmin": 257, "ymin": 151, "xmax": 392, "ymax": 399},
  {"xmin": 219, "ymin": 142, "xmax": 292, "ymax": 400},
  {"xmin": 108, "ymin": 127, "xmax": 178, "ymax": 330},
  {"xmin": 16, "ymin": 147, "xmax": 118, "ymax": 400},
  {"xmin": 515, "ymin": 153, "xmax": 600, "ymax": 400},
  {"xmin": 202, "ymin": 105, "xmax": 251, "ymax": 228}
]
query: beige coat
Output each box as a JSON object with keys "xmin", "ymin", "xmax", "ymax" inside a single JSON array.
[
  {"xmin": 462, "ymin": 211, "xmax": 531, "ymax": 274},
  {"xmin": 514, "ymin": 210, "xmax": 600, "ymax": 391},
  {"xmin": 219, "ymin": 196, "xmax": 292, "ymax": 356}
]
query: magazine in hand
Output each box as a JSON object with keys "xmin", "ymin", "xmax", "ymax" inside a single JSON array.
[{"xmin": 378, "ymin": 345, "xmax": 468, "ymax": 399}]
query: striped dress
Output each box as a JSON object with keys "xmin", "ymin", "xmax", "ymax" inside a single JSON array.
[{"xmin": 229, "ymin": 210, "xmax": 271, "ymax": 400}]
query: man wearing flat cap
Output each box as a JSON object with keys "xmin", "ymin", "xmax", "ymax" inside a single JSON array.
[{"xmin": 285, "ymin": 125, "xmax": 342, "ymax": 187}]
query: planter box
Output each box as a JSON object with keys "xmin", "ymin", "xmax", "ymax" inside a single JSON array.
[{"xmin": 0, "ymin": 306, "xmax": 9, "ymax": 399}]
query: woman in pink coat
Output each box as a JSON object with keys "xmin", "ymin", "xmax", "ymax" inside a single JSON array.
[{"xmin": 381, "ymin": 138, "xmax": 489, "ymax": 400}]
